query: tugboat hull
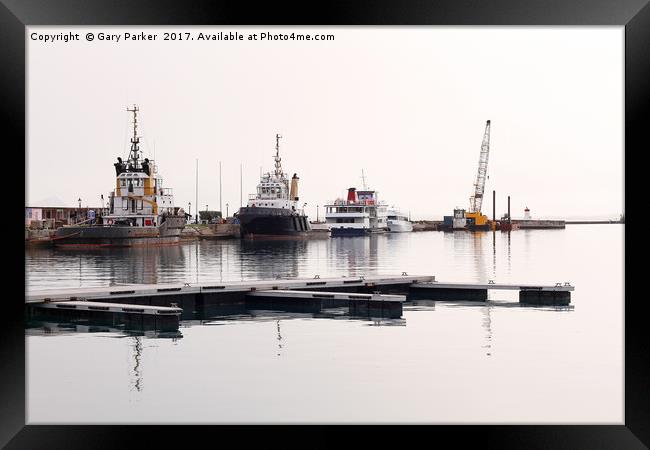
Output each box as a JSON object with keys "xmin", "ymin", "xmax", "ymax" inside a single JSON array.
[
  {"xmin": 53, "ymin": 217, "xmax": 185, "ymax": 248},
  {"xmin": 237, "ymin": 207, "xmax": 311, "ymax": 237}
]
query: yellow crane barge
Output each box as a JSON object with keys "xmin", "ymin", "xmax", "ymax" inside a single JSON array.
[{"xmin": 441, "ymin": 120, "xmax": 493, "ymax": 231}]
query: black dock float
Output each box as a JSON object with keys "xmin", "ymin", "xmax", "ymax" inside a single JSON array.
[
  {"xmin": 29, "ymin": 301, "xmax": 182, "ymax": 331},
  {"xmin": 519, "ymin": 289, "xmax": 571, "ymax": 306},
  {"xmin": 409, "ymin": 281, "xmax": 574, "ymax": 305},
  {"xmin": 410, "ymin": 286, "xmax": 488, "ymax": 301},
  {"xmin": 245, "ymin": 290, "xmax": 405, "ymax": 317}
]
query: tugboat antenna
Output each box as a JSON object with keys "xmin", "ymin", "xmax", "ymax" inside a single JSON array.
[
  {"xmin": 274, "ymin": 133, "xmax": 283, "ymax": 178},
  {"xmin": 126, "ymin": 105, "xmax": 140, "ymax": 168}
]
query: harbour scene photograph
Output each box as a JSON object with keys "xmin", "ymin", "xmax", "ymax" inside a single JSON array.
[{"xmin": 24, "ymin": 26, "xmax": 624, "ymax": 425}]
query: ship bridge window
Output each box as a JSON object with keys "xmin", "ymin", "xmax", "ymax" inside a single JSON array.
[{"xmin": 120, "ymin": 179, "xmax": 126, "ymax": 187}]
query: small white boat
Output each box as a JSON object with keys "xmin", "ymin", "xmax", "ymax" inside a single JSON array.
[{"xmin": 386, "ymin": 208, "xmax": 413, "ymax": 232}]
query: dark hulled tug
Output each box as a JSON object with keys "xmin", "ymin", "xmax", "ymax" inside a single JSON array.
[{"xmin": 235, "ymin": 134, "xmax": 311, "ymax": 238}]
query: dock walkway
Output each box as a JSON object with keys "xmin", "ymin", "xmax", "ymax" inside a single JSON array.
[
  {"xmin": 410, "ymin": 281, "xmax": 574, "ymax": 304},
  {"xmin": 26, "ymin": 275, "xmax": 575, "ymax": 330},
  {"xmin": 26, "ymin": 274, "xmax": 433, "ymax": 304}
]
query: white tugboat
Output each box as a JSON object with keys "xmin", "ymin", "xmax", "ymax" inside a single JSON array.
[
  {"xmin": 235, "ymin": 134, "xmax": 312, "ymax": 237},
  {"xmin": 54, "ymin": 105, "xmax": 186, "ymax": 247}
]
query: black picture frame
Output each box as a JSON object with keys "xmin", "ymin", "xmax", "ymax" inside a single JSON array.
[{"xmin": 4, "ymin": 0, "xmax": 644, "ymax": 447}]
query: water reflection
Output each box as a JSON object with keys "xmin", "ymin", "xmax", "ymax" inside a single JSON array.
[
  {"xmin": 506, "ymin": 230, "xmax": 511, "ymax": 276},
  {"xmin": 329, "ymin": 235, "xmax": 380, "ymax": 276},
  {"xmin": 26, "ymin": 245, "xmax": 186, "ymax": 287},
  {"xmin": 132, "ymin": 336, "xmax": 143, "ymax": 392},
  {"xmin": 404, "ymin": 299, "xmax": 436, "ymax": 312},
  {"xmin": 482, "ymin": 305, "xmax": 492, "ymax": 357},
  {"xmin": 276, "ymin": 320, "xmax": 283, "ymax": 357},
  {"xmin": 197, "ymin": 303, "xmax": 405, "ymax": 325},
  {"xmin": 442, "ymin": 300, "xmax": 574, "ymax": 311},
  {"xmin": 473, "ymin": 232, "xmax": 487, "ymax": 282},
  {"xmin": 239, "ymin": 239, "xmax": 308, "ymax": 279},
  {"xmin": 25, "ymin": 320, "xmax": 184, "ymax": 339},
  {"xmin": 492, "ymin": 231, "xmax": 497, "ymax": 279}
]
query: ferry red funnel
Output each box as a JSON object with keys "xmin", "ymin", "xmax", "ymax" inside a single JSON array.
[{"xmin": 347, "ymin": 187, "xmax": 357, "ymax": 202}]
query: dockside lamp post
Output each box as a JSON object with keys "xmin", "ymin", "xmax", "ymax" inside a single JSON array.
[
  {"xmin": 188, "ymin": 202, "xmax": 191, "ymax": 222},
  {"xmin": 317, "ymin": 205, "xmax": 319, "ymax": 222},
  {"xmin": 78, "ymin": 197, "xmax": 81, "ymax": 223},
  {"xmin": 226, "ymin": 203, "xmax": 229, "ymax": 218}
]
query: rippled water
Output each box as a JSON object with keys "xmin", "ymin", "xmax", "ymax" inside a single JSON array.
[{"xmin": 26, "ymin": 225, "xmax": 624, "ymax": 423}]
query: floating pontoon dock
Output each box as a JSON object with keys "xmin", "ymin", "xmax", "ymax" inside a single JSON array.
[
  {"xmin": 25, "ymin": 275, "xmax": 431, "ymax": 326},
  {"xmin": 30, "ymin": 301, "xmax": 182, "ymax": 330},
  {"xmin": 246, "ymin": 289, "xmax": 405, "ymax": 315},
  {"xmin": 26, "ymin": 274, "xmax": 575, "ymax": 329},
  {"xmin": 26, "ymin": 275, "xmax": 432, "ymax": 305},
  {"xmin": 410, "ymin": 281, "xmax": 575, "ymax": 305}
]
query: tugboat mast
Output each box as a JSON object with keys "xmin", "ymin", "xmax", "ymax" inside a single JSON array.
[
  {"xmin": 274, "ymin": 133, "xmax": 283, "ymax": 178},
  {"xmin": 127, "ymin": 105, "xmax": 141, "ymax": 169}
]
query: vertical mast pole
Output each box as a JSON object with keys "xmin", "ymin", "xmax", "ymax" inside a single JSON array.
[
  {"xmin": 126, "ymin": 104, "xmax": 140, "ymax": 168},
  {"xmin": 274, "ymin": 134, "xmax": 283, "ymax": 178}
]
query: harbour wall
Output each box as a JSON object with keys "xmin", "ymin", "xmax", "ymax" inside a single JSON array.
[{"xmin": 511, "ymin": 220, "xmax": 565, "ymax": 229}]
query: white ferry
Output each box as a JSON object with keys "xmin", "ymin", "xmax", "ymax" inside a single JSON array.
[{"xmin": 325, "ymin": 187, "xmax": 388, "ymax": 236}]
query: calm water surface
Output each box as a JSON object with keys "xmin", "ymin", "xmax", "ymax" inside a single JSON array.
[{"xmin": 25, "ymin": 225, "xmax": 624, "ymax": 423}]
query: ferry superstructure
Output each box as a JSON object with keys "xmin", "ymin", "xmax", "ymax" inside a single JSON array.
[
  {"xmin": 54, "ymin": 105, "xmax": 185, "ymax": 247},
  {"xmin": 325, "ymin": 187, "xmax": 388, "ymax": 236},
  {"xmin": 235, "ymin": 134, "xmax": 311, "ymax": 237}
]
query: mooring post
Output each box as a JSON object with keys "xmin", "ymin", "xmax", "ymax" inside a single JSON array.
[{"xmin": 492, "ymin": 190, "xmax": 496, "ymax": 230}]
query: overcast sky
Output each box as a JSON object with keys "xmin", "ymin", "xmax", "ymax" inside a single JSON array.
[{"xmin": 27, "ymin": 27, "xmax": 623, "ymax": 220}]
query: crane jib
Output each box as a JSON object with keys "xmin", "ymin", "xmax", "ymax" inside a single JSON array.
[{"xmin": 469, "ymin": 120, "xmax": 491, "ymax": 214}]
